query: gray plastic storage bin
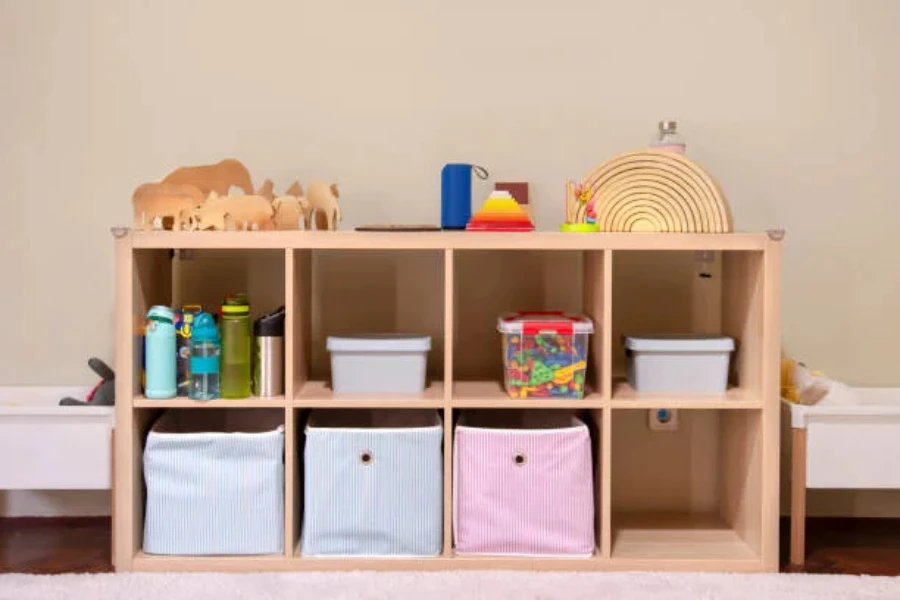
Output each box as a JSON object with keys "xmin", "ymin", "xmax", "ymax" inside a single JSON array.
[
  {"xmin": 327, "ymin": 334, "xmax": 431, "ymax": 394},
  {"xmin": 625, "ymin": 334, "xmax": 735, "ymax": 393},
  {"xmin": 301, "ymin": 409, "xmax": 443, "ymax": 557},
  {"xmin": 142, "ymin": 409, "xmax": 285, "ymax": 556}
]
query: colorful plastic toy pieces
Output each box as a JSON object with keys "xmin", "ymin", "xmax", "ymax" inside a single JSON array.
[
  {"xmin": 504, "ymin": 334, "xmax": 588, "ymax": 398},
  {"xmin": 498, "ymin": 312, "xmax": 594, "ymax": 400}
]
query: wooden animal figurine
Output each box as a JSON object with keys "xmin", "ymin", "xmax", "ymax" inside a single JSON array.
[
  {"xmin": 256, "ymin": 179, "xmax": 275, "ymax": 202},
  {"xmin": 162, "ymin": 158, "xmax": 254, "ymax": 197},
  {"xmin": 190, "ymin": 192, "xmax": 275, "ymax": 231},
  {"xmin": 272, "ymin": 181, "xmax": 312, "ymax": 230},
  {"xmin": 307, "ymin": 180, "xmax": 342, "ymax": 230},
  {"xmin": 285, "ymin": 181, "xmax": 303, "ymax": 197},
  {"xmin": 273, "ymin": 194, "xmax": 312, "ymax": 230},
  {"xmin": 132, "ymin": 182, "xmax": 206, "ymax": 231}
]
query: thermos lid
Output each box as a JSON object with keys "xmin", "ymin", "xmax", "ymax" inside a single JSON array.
[
  {"xmin": 255, "ymin": 306, "xmax": 285, "ymax": 337},
  {"xmin": 147, "ymin": 305, "xmax": 174, "ymax": 323},
  {"xmin": 192, "ymin": 312, "xmax": 220, "ymax": 343}
]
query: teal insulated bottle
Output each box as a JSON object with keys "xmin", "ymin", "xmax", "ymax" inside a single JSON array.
[{"xmin": 144, "ymin": 305, "xmax": 177, "ymax": 399}]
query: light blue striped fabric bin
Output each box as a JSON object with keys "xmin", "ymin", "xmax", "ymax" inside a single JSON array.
[
  {"xmin": 143, "ymin": 409, "xmax": 285, "ymax": 555},
  {"xmin": 300, "ymin": 409, "xmax": 443, "ymax": 557}
]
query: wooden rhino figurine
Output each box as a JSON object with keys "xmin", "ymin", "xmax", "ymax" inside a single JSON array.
[
  {"xmin": 190, "ymin": 191, "xmax": 275, "ymax": 231},
  {"xmin": 132, "ymin": 182, "xmax": 206, "ymax": 230}
]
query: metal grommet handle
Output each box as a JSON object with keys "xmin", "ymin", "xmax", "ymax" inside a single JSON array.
[
  {"xmin": 360, "ymin": 450, "xmax": 374, "ymax": 465},
  {"xmin": 514, "ymin": 452, "xmax": 527, "ymax": 467}
]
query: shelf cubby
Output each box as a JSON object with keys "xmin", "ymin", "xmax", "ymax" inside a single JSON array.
[
  {"xmin": 451, "ymin": 249, "xmax": 605, "ymax": 405},
  {"xmin": 609, "ymin": 249, "xmax": 765, "ymax": 409},
  {"xmin": 610, "ymin": 408, "xmax": 763, "ymax": 563},
  {"xmin": 291, "ymin": 249, "xmax": 446, "ymax": 405},
  {"xmin": 115, "ymin": 231, "xmax": 780, "ymax": 573},
  {"xmin": 131, "ymin": 248, "xmax": 287, "ymax": 406}
]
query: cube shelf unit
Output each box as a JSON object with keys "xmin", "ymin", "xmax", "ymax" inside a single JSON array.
[{"xmin": 114, "ymin": 230, "xmax": 782, "ymax": 573}]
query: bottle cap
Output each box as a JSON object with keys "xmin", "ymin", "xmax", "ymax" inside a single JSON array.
[
  {"xmin": 192, "ymin": 312, "xmax": 220, "ymax": 343},
  {"xmin": 255, "ymin": 306, "xmax": 285, "ymax": 337},
  {"xmin": 147, "ymin": 305, "xmax": 174, "ymax": 323},
  {"xmin": 659, "ymin": 120, "xmax": 678, "ymax": 132},
  {"xmin": 222, "ymin": 293, "xmax": 250, "ymax": 315}
]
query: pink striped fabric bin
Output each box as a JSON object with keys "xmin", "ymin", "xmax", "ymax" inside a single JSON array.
[{"xmin": 453, "ymin": 410, "xmax": 595, "ymax": 556}]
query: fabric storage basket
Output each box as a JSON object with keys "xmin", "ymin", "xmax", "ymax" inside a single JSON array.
[
  {"xmin": 143, "ymin": 409, "xmax": 285, "ymax": 555},
  {"xmin": 453, "ymin": 410, "xmax": 595, "ymax": 556},
  {"xmin": 301, "ymin": 409, "xmax": 443, "ymax": 557}
]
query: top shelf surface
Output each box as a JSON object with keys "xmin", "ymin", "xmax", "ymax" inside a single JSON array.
[{"xmin": 126, "ymin": 230, "xmax": 773, "ymax": 251}]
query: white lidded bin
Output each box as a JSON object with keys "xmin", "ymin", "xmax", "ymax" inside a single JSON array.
[
  {"xmin": 327, "ymin": 334, "xmax": 431, "ymax": 394},
  {"xmin": 301, "ymin": 409, "xmax": 443, "ymax": 556},
  {"xmin": 625, "ymin": 334, "xmax": 735, "ymax": 393},
  {"xmin": 143, "ymin": 409, "xmax": 284, "ymax": 556}
]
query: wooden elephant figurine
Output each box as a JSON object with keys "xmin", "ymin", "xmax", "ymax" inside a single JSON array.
[
  {"xmin": 307, "ymin": 180, "xmax": 342, "ymax": 230},
  {"xmin": 162, "ymin": 158, "xmax": 254, "ymax": 197}
]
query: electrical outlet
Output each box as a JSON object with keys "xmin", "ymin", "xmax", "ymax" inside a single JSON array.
[{"xmin": 648, "ymin": 408, "xmax": 678, "ymax": 431}]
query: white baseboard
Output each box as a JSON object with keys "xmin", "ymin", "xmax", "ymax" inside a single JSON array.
[{"xmin": 0, "ymin": 490, "xmax": 110, "ymax": 517}]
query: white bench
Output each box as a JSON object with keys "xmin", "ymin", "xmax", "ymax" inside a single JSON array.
[
  {"xmin": 785, "ymin": 388, "xmax": 900, "ymax": 565},
  {"xmin": 0, "ymin": 386, "xmax": 114, "ymax": 491}
]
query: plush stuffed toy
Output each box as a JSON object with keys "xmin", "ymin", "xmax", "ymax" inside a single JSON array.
[
  {"xmin": 781, "ymin": 357, "xmax": 856, "ymax": 406},
  {"xmin": 59, "ymin": 358, "xmax": 115, "ymax": 406}
]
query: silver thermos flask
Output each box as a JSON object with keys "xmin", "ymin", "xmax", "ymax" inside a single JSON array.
[{"xmin": 253, "ymin": 306, "xmax": 285, "ymax": 397}]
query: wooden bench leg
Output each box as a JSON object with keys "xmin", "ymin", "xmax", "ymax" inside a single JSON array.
[
  {"xmin": 790, "ymin": 427, "xmax": 807, "ymax": 566},
  {"xmin": 111, "ymin": 428, "xmax": 116, "ymax": 569}
]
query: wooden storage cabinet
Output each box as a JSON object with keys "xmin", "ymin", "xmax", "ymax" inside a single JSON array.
[{"xmin": 115, "ymin": 231, "xmax": 780, "ymax": 572}]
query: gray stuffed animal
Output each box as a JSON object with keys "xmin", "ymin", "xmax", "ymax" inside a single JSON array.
[{"xmin": 59, "ymin": 358, "xmax": 115, "ymax": 406}]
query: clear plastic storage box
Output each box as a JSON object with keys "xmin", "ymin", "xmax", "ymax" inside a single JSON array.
[{"xmin": 498, "ymin": 312, "xmax": 594, "ymax": 399}]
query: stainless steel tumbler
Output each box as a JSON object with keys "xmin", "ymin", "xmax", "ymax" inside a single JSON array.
[{"xmin": 253, "ymin": 306, "xmax": 285, "ymax": 397}]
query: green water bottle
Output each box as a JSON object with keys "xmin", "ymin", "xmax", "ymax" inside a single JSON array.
[{"xmin": 220, "ymin": 293, "xmax": 252, "ymax": 399}]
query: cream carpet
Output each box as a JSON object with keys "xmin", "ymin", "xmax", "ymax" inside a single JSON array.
[{"xmin": 1, "ymin": 572, "xmax": 898, "ymax": 600}]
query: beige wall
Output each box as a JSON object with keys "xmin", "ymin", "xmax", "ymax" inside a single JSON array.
[{"xmin": 2, "ymin": 1, "xmax": 899, "ymax": 515}]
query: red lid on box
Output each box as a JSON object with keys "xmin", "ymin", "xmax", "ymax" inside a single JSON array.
[{"xmin": 497, "ymin": 312, "xmax": 594, "ymax": 335}]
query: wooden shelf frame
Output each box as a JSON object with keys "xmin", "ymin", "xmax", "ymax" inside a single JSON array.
[{"xmin": 114, "ymin": 231, "xmax": 781, "ymax": 573}]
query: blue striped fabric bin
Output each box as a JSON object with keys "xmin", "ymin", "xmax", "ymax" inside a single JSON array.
[
  {"xmin": 142, "ymin": 409, "xmax": 285, "ymax": 555},
  {"xmin": 300, "ymin": 409, "xmax": 443, "ymax": 557}
]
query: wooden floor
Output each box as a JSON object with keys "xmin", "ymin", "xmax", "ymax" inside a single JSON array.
[{"xmin": 0, "ymin": 517, "xmax": 897, "ymax": 575}]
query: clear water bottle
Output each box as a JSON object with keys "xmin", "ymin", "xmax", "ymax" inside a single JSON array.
[
  {"xmin": 189, "ymin": 311, "xmax": 220, "ymax": 400},
  {"xmin": 144, "ymin": 305, "xmax": 177, "ymax": 399},
  {"xmin": 650, "ymin": 120, "xmax": 686, "ymax": 154},
  {"xmin": 220, "ymin": 293, "xmax": 252, "ymax": 399}
]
